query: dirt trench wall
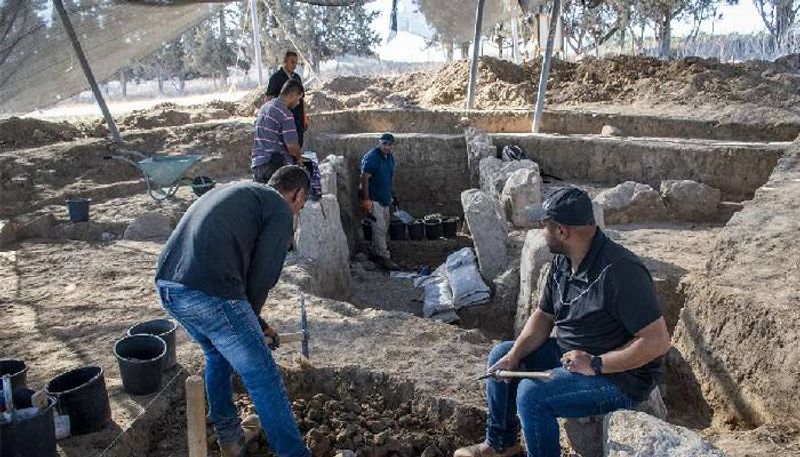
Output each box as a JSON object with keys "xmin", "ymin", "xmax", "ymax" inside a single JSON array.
[
  {"xmin": 310, "ymin": 109, "xmax": 800, "ymax": 142},
  {"xmin": 491, "ymin": 133, "xmax": 787, "ymax": 201},
  {"xmin": 670, "ymin": 140, "xmax": 800, "ymax": 428},
  {"xmin": 306, "ymin": 133, "xmax": 470, "ymax": 223}
]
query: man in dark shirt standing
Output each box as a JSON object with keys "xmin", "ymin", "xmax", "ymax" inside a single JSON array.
[
  {"xmin": 454, "ymin": 187, "xmax": 671, "ymax": 457},
  {"xmin": 266, "ymin": 51, "xmax": 307, "ymax": 147},
  {"xmin": 360, "ymin": 133, "xmax": 398, "ymax": 270},
  {"xmin": 155, "ymin": 166, "xmax": 311, "ymax": 457}
]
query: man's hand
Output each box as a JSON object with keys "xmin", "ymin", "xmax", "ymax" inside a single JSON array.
[
  {"xmin": 361, "ymin": 199, "xmax": 373, "ymax": 214},
  {"xmin": 487, "ymin": 352, "xmax": 520, "ymax": 376},
  {"xmin": 561, "ymin": 350, "xmax": 594, "ymax": 375},
  {"xmin": 263, "ymin": 325, "xmax": 280, "ymax": 350}
]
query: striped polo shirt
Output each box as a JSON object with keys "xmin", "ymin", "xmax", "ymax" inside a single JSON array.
[{"xmin": 252, "ymin": 98, "xmax": 299, "ymax": 168}]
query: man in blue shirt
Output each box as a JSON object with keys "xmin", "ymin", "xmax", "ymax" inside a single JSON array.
[{"xmin": 360, "ymin": 133, "xmax": 398, "ymax": 270}]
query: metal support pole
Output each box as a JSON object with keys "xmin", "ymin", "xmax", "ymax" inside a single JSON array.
[
  {"xmin": 532, "ymin": 0, "xmax": 561, "ymax": 133},
  {"xmin": 250, "ymin": 0, "xmax": 264, "ymax": 87},
  {"xmin": 511, "ymin": 16, "xmax": 520, "ymax": 64},
  {"xmin": 52, "ymin": 0, "xmax": 121, "ymax": 143},
  {"xmin": 466, "ymin": 0, "xmax": 486, "ymax": 110}
]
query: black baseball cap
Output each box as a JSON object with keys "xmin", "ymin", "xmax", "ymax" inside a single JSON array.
[
  {"xmin": 528, "ymin": 187, "xmax": 596, "ymax": 226},
  {"xmin": 379, "ymin": 133, "xmax": 395, "ymax": 144}
]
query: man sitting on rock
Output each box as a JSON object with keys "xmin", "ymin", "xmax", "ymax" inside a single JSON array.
[
  {"xmin": 360, "ymin": 132, "xmax": 399, "ymax": 270},
  {"xmin": 454, "ymin": 187, "xmax": 671, "ymax": 457},
  {"xmin": 156, "ymin": 165, "xmax": 311, "ymax": 457},
  {"xmin": 252, "ymin": 79, "xmax": 304, "ymax": 184}
]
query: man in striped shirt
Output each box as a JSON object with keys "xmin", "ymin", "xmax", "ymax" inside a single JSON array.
[{"xmin": 252, "ymin": 79, "xmax": 304, "ymax": 184}]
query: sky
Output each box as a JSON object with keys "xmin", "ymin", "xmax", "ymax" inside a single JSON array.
[{"xmin": 366, "ymin": 0, "xmax": 769, "ymax": 62}]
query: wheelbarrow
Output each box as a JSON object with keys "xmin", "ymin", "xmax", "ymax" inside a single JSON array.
[{"xmin": 103, "ymin": 149, "xmax": 215, "ymax": 201}]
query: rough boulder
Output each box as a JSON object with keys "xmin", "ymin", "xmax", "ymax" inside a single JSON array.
[
  {"xmin": 501, "ymin": 168, "xmax": 543, "ymax": 229},
  {"xmin": 515, "ymin": 229, "xmax": 553, "ymax": 335},
  {"xmin": 659, "ymin": 179, "xmax": 721, "ymax": 222},
  {"xmin": 479, "ymin": 157, "xmax": 539, "ymax": 201},
  {"xmin": 594, "ymin": 181, "xmax": 666, "ymax": 225},
  {"xmin": 604, "ymin": 411, "xmax": 726, "ymax": 456},
  {"xmin": 465, "ymin": 127, "xmax": 497, "ymax": 186}
]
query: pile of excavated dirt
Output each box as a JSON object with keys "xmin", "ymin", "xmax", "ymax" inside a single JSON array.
[
  {"xmin": 284, "ymin": 55, "xmax": 800, "ymax": 112},
  {"xmin": 117, "ymin": 102, "xmax": 235, "ymax": 130},
  {"xmin": 0, "ymin": 116, "xmax": 83, "ymax": 149}
]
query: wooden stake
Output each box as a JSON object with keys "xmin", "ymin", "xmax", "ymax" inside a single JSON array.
[{"xmin": 186, "ymin": 375, "xmax": 207, "ymax": 457}]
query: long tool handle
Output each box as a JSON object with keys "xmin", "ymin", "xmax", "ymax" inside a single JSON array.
[
  {"xmin": 264, "ymin": 332, "xmax": 305, "ymax": 346},
  {"xmin": 493, "ymin": 370, "xmax": 553, "ymax": 380},
  {"xmin": 186, "ymin": 375, "xmax": 207, "ymax": 457}
]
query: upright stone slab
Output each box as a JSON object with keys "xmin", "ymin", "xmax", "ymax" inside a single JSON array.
[
  {"xmin": 659, "ymin": 179, "xmax": 721, "ymax": 222},
  {"xmin": 515, "ymin": 229, "xmax": 553, "ymax": 335},
  {"xmin": 319, "ymin": 160, "xmax": 338, "ymax": 196},
  {"xmin": 321, "ymin": 155, "xmax": 356, "ymax": 255},
  {"xmin": 458, "ymin": 262, "xmax": 520, "ymax": 340},
  {"xmin": 604, "ymin": 410, "xmax": 726, "ymax": 456},
  {"xmin": 501, "ymin": 168, "xmax": 543, "ymax": 229},
  {"xmin": 461, "ymin": 189, "xmax": 507, "ymax": 282},
  {"xmin": 594, "ymin": 181, "xmax": 666, "ymax": 225},
  {"xmin": 295, "ymin": 194, "xmax": 351, "ymax": 299},
  {"xmin": 465, "ymin": 127, "xmax": 497, "ymax": 187}
]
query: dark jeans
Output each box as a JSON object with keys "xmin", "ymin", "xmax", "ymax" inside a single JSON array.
[
  {"xmin": 485, "ymin": 339, "xmax": 637, "ymax": 457},
  {"xmin": 156, "ymin": 280, "xmax": 310, "ymax": 457},
  {"xmin": 253, "ymin": 153, "xmax": 287, "ymax": 184}
]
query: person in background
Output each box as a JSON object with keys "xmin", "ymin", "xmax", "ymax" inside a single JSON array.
[
  {"xmin": 360, "ymin": 132, "xmax": 399, "ymax": 270},
  {"xmin": 252, "ymin": 79, "xmax": 304, "ymax": 184},
  {"xmin": 266, "ymin": 50, "xmax": 308, "ymax": 147}
]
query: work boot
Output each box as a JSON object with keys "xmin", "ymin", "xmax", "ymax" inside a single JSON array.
[
  {"xmin": 375, "ymin": 256, "xmax": 400, "ymax": 271},
  {"xmin": 453, "ymin": 441, "xmax": 524, "ymax": 457},
  {"xmin": 219, "ymin": 414, "xmax": 261, "ymax": 457}
]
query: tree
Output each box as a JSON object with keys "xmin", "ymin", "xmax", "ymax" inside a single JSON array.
[
  {"xmin": 753, "ymin": 0, "xmax": 800, "ymax": 51},
  {"xmin": 415, "ymin": 0, "xmax": 508, "ymax": 59}
]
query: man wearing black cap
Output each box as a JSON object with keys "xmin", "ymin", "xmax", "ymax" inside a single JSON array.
[
  {"xmin": 454, "ymin": 187, "xmax": 671, "ymax": 457},
  {"xmin": 360, "ymin": 133, "xmax": 398, "ymax": 270}
]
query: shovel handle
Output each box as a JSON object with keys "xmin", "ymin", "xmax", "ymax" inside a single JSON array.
[
  {"xmin": 264, "ymin": 331, "xmax": 305, "ymax": 346},
  {"xmin": 493, "ymin": 370, "xmax": 553, "ymax": 380}
]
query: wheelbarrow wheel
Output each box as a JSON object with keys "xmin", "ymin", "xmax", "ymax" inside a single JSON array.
[{"xmin": 147, "ymin": 180, "xmax": 181, "ymax": 201}]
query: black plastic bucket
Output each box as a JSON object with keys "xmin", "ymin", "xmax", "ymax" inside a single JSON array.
[
  {"xmin": 127, "ymin": 319, "xmax": 178, "ymax": 370},
  {"xmin": 407, "ymin": 220, "xmax": 425, "ymax": 240},
  {"xmin": 0, "ymin": 360, "xmax": 28, "ymax": 391},
  {"xmin": 424, "ymin": 218, "xmax": 443, "ymax": 240},
  {"xmin": 0, "ymin": 395, "xmax": 57, "ymax": 457},
  {"xmin": 65, "ymin": 198, "xmax": 91, "ymax": 223},
  {"xmin": 389, "ymin": 221, "xmax": 407, "ymax": 241},
  {"xmin": 361, "ymin": 219, "xmax": 373, "ymax": 241},
  {"xmin": 45, "ymin": 365, "xmax": 111, "ymax": 435},
  {"xmin": 442, "ymin": 217, "xmax": 459, "ymax": 238},
  {"xmin": 114, "ymin": 335, "xmax": 166, "ymax": 396}
]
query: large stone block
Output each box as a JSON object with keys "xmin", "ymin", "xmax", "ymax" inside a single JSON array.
[
  {"xmin": 659, "ymin": 179, "xmax": 721, "ymax": 222},
  {"xmin": 594, "ymin": 181, "xmax": 666, "ymax": 225},
  {"xmin": 461, "ymin": 189, "xmax": 507, "ymax": 282},
  {"xmin": 604, "ymin": 410, "xmax": 726, "ymax": 456},
  {"xmin": 479, "ymin": 157, "xmax": 538, "ymax": 201},
  {"xmin": 465, "ymin": 127, "xmax": 497, "ymax": 187},
  {"xmin": 458, "ymin": 262, "xmax": 519, "ymax": 340},
  {"xmin": 123, "ymin": 212, "xmax": 173, "ymax": 241},
  {"xmin": 501, "ymin": 168, "xmax": 543, "ymax": 229},
  {"xmin": 515, "ymin": 229, "xmax": 553, "ymax": 335},
  {"xmin": 294, "ymin": 194, "xmax": 351, "ymax": 299}
]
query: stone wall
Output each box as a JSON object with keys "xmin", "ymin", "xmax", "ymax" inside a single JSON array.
[
  {"xmin": 492, "ymin": 133, "xmax": 787, "ymax": 201},
  {"xmin": 310, "ymin": 108, "xmax": 800, "ymax": 142},
  {"xmin": 670, "ymin": 139, "xmax": 800, "ymax": 428}
]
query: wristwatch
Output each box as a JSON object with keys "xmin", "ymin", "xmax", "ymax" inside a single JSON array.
[{"xmin": 590, "ymin": 356, "xmax": 603, "ymax": 375}]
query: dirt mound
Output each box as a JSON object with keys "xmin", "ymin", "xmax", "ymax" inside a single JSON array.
[
  {"xmin": 118, "ymin": 102, "xmax": 233, "ymax": 130},
  {"xmin": 298, "ymin": 55, "xmax": 800, "ymax": 111},
  {"xmin": 0, "ymin": 117, "xmax": 82, "ymax": 148}
]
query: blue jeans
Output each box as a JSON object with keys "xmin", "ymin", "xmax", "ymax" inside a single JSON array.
[
  {"xmin": 486, "ymin": 340, "xmax": 637, "ymax": 457},
  {"xmin": 156, "ymin": 281, "xmax": 310, "ymax": 457}
]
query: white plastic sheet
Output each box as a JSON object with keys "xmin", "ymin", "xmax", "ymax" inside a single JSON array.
[{"xmin": 416, "ymin": 264, "xmax": 455, "ymax": 318}]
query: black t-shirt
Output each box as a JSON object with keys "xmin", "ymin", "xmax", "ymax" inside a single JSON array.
[
  {"xmin": 539, "ymin": 229, "xmax": 663, "ymax": 401},
  {"xmin": 266, "ymin": 68, "xmax": 305, "ymax": 136}
]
